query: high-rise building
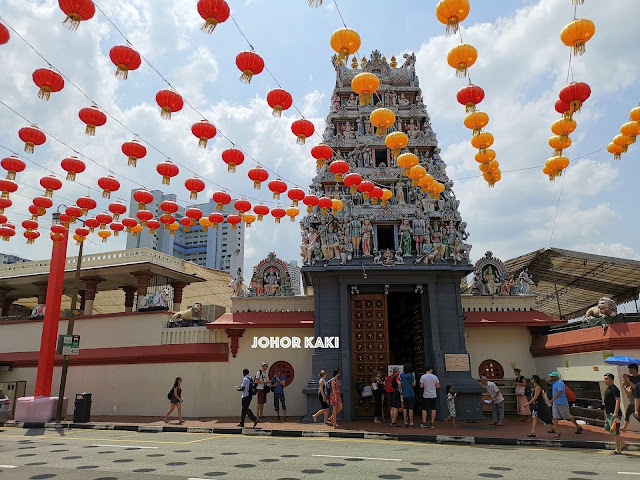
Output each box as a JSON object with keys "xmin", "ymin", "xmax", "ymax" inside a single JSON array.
[
  {"xmin": 0, "ymin": 253, "xmax": 30, "ymax": 265},
  {"xmin": 286, "ymin": 260, "xmax": 302, "ymax": 295},
  {"xmin": 125, "ymin": 190, "xmax": 244, "ymax": 274}
]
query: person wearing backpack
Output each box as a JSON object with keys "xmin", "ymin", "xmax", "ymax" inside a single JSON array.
[
  {"xmin": 386, "ymin": 367, "xmax": 402, "ymax": 427},
  {"xmin": 236, "ymin": 368, "xmax": 259, "ymax": 428},
  {"xmin": 548, "ymin": 371, "xmax": 582, "ymax": 437},
  {"xmin": 163, "ymin": 377, "xmax": 183, "ymax": 424}
]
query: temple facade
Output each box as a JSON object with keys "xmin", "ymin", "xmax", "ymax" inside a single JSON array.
[{"xmin": 300, "ymin": 51, "xmax": 482, "ymax": 421}]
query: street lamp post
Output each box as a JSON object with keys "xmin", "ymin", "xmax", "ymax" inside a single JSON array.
[{"xmin": 55, "ymin": 213, "xmax": 85, "ymax": 422}]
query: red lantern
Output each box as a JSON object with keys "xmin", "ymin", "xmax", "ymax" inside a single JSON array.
[
  {"xmin": 311, "ymin": 144, "xmax": 334, "ymax": 167},
  {"xmin": 291, "ymin": 119, "xmax": 315, "ymax": 145},
  {"xmin": 248, "ymin": 166, "xmax": 269, "ymax": 189},
  {"xmin": 156, "ymin": 89, "xmax": 183, "ymax": 119},
  {"xmin": 303, "ymin": 194, "xmax": 319, "ymax": 213},
  {"xmin": 456, "ymin": 84, "xmax": 485, "ymax": 113},
  {"xmin": 0, "ymin": 179, "xmax": 17, "ymax": 199},
  {"xmin": 59, "ymin": 0, "xmax": 95, "ymax": 30},
  {"xmin": 235, "ymin": 51, "xmax": 264, "ymax": 83},
  {"xmin": 60, "ymin": 156, "xmax": 85, "ymax": 181},
  {"xmin": 253, "ymin": 204, "xmax": 269, "ymax": 221},
  {"xmin": 146, "ymin": 219, "xmax": 160, "ymax": 234},
  {"xmin": 270, "ymin": 207, "xmax": 286, "ymax": 224},
  {"xmin": 133, "ymin": 189, "xmax": 154, "ymax": 210},
  {"xmin": 209, "ymin": 212, "xmax": 224, "ymax": 229},
  {"xmin": 160, "ymin": 200, "xmax": 179, "ymax": 219},
  {"xmin": 0, "ymin": 23, "xmax": 10, "ymax": 45},
  {"xmin": 40, "ymin": 175, "xmax": 62, "ymax": 198},
  {"xmin": 268, "ymin": 179, "xmax": 287, "ymax": 200},
  {"xmin": 32, "ymin": 68, "xmax": 64, "ymax": 101},
  {"xmin": 197, "ymin": 0, "xmax": 230, "ymax": 33},
  {"xmin": 109, "ymin": 45, "xmax": 141, "ymax": 80},
  {"xmin": 186, "ymin": 207, "xmax": 203, "ymax": 225},
  {"xmin": 64, "ymin": 205, "xmax": 82, "ymax": 223},
  {"xmin": 33, "ymin": 196, "xmax": 53, "ymax": 215},
  {"xmin": 24, "ymin": 230, "xmax": 40, "ymax": 244},
  {"xmin": 79, "ymin": 105, "xmax": 107, "ymax": 136},
  {"xmin": 191, "ymin": 120, "xmax": 217, "ymax": 148},
  {"xmin": 22, "ymin": 219, "xmax": 39, "ymax": 231},
  {"xmin": 226, "ymin": 214, "xmax": 242, "ymax": 230},
  {"xmin": 137, "ymin": 209, "xmax": 154, "ymax": 226},
  {"xmin": 357, "ymin": 180, "xmax": 375, "ymax": 200},
  {"xmin": 121, "ymin": 140, "xmax": 147, "ymax": 167},
  {"xmin": 98, "ymin": 175, "xmax": 120, "ymax": 198},
  {"xmin": 28, "ymin": 204, "xmax": 41, "ymax": 220},
  {"xmin": 343, "ymin": 172, "xmax": 362, "ymax": 194},
  {"xmin": 108, "ymin": 201, "xmax": 127, "ymax": 221},
  {"xmin": 156, "ymin": 160, "xmax": 179, "ymax": 185},
  {"xmin": 318, "ymin": 197, "xmax": 332, "ymax": 215},
  {"xmin": 234, "ymin": 199, "xmax": 251, "ymax": 215},
  {"xmin": 211, "ymin": 191, "xmax": 230, "ymax": 212},
  {"xmin": 95, "ymin": 212, "xmax": 113, "ymax": 229},
  {"xmin": 122, "ymin": 217, "xmax": 138, "ymax": 232},
  {"xmin": 266, "ymin": 89, "xmax": 293, "ymax": 117},
  {"xmin": 555, "ymin": 99, "xmax": 572, "ymax": 120},
  {"xmin": 559, "ymin": 81, "xmax": 591, "ymax": 115},
  {"xmin": 221, "ymin": 148, "xmax": 244, "ymax": 172},
  {"xmin": 180, "ymin": 216, "xmax": 192, "ymax": 232},
  {"xmin": 0, "ymin": 214, "xmax": 6, "ymax": 224},
  {"xmin": 19, "ymin": 126, "xmax": 46, "ymax": 153},
  {"xmin": 0, "ymin": 223, "xmax": 16, "ymax": 241},
  {"xmin": 59, "ymin": 213, "xmax": 72, "ymax": 227},
  {"xmin": 84, "ymin": 217, "xmax": 100, "ymax": 232},
  {"xmin": 287, "ymin": 187, "xmax": 305, "ymax": 207},
  {"xmin": 75, "ymin": 226, "xmax": 90, "ymax": 237},
  {"xmin": 77, "ymin": 195, "xmax": 97, "ymax": 215},
  {"xmin": 329, "ymin": 159, "xmax": 349, "ymax": 181},
  {"xmin": 185, "ymin": 177, "xmax": 205, "ymax": 200},
  {"xmin": 1, "ymin": 156, "xmax": 26, "ymax": 180},
  {"xmin": 110, "ymin": 221, "xmax": 124, "ymax": 236}
]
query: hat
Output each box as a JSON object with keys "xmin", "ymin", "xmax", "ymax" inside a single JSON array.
[
  {"xmin": 261, "ymin": 362, "xmax": 268, "ymax": 367},
  {"xmin": 548, "ymin": 371, "xmax": 560, "ymax": 378}
]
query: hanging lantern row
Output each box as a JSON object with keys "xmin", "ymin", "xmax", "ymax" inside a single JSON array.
[{"xmin": 607, "ymin": 105, "xmax": 640, "ymax": 160}]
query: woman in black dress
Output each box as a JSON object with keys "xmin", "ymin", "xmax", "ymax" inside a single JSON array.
[
  {"xmin": 526, "ymin": 375, "xmax": 552, "ymax": 437},
  {"xmin": 312, "ymin": 370, "xmax": 331, "ymax": 425},
  {"xmin": 163, "ymin": 377, "xmax": 183, "ymax": 424},
  {"xmin": 373, "ymin": 371, "xmax": 385, "ymax": 423}
]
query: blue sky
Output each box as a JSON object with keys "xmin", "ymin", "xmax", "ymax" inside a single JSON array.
[{"xmin": 0, "ymin": 0, "xmax": 638, "ymax": 278}]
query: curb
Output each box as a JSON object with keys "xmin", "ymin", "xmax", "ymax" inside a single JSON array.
[{"xmin": 3, "ymin": 421, "xmax": 638, "ymax": 451}]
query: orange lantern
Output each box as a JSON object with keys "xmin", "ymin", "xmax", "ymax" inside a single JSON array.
[
  {"xmin": 551, "ymin": 118, "xmax": 577, "ymax": 141},
  {"xmin": 447, "ymin": 43, "xmax": 477, "ymax": 77},
  {"xmin": 131, "ymin": 224, "xmax": 143, "ymax": 237},
  {"xmin": 370, "ymin": 108, "xmax": 396, "ymax": 137},
  {"xmin": 385, "ymin": 132, "xmax": 408, "ymax": 159},
  {"xmin": 330, "ymin": 28, "xmax": 361, "ymax": 64},
  {"xmin": 463, "ymin": 111, "xmax": 489, "ymax": 135},
  {"xmin": 199, "ymin": 217, "xmax": 213, "ymax": 231},
  {"xmin": 548, "ymin": 135, "xmax": 572, "ymax": 156},
  {"xmin": 242, "ymin": 213, "xmax": 256, "ymax": 228},
  {"xmin": 351, "ymin": 72, "xmax": 380, "ymax": 106},
  {"xmin": 471, "ymin": 131, "xmax": 494, "ymax": 153},
  {"xmin": 408, "ymin": 165, "xmax": 426, "ymax": 186},
  {"xmin": 483, "ymin": 169, "xmax": 501, "ymax": 188},
  {"xmin": 435, "ymin": 0, "xmax": 470, "ymax": 34},
  {"xmin": 381, "ymin": 188, "xmax": 393, "ymax": 206},
  {"xmin": 620, "ymin": 121, "xmax": 640, "ymax": 144},
  {"xmin": 397, "ymin": 152, "xmax": 418, "ymax": 176},
  {"xmin": 168, "ymin": 222, "xmax": 180, "ymax": 236},
  {"xmin": 285, "ymin": 206, "xmax": 299, "ymax": 222},
  {"xmin": 331, "ymin": 198, "xmax": 343, "ymax": 214},
  {"xmin": 612, "ymin": 134, "xmax": 632, "ymax": 153},
  {"xmin": 607, "ymin": 142, "xmax": 624, "ymax": 160},
  {"xmin": 560, "ymin": 19, "xmax": 595, "ymax": 56},
  {"xmin": 98, "ymin": 230, "xmax": 111, "ymax": 243},
  {"xmin": 418, "ymin": 174, "xmax": 434, "ymax": 194}
]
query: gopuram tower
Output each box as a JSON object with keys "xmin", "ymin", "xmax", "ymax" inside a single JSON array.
[{"xmin": 301, "ymin": 51, "xmax": 482, "ymax": 421}]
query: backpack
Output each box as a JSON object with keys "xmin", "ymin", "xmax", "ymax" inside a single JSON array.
[
  {"xmin": 384, "ymin": 375, "xmax": 396, "ymax": 393},
  {"xmin": 167, "ymin": 387, "xmax": 174, "ymax": 400},
  {"xmin": 565, "ymin": 385, "xmax": 577, "ymax": 402},
  {"xmin": 248, "ymin": 378, "xmax": 258, "ymax": 396}
]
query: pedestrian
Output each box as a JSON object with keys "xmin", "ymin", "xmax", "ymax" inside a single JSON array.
[
  {"xmin": 621, "ymin": 363, "xmax": 640, "ymax": 432},
  {"xmin": 163, "ymin": 377, "xmax": 183, "ymax": 424},
  {"xmin": 372, "ymin": 370, "xmax": 385, "ymax": 424},
  {"xmin": 329, "ymin": 369, "xmax": 343, "ymax": 428},
  {"xmin": 387, "ymin": 367, "xmax": 402, "ymax": 427},
  {"xmin": 419, "ymin": 365, "xmax": 439, "ymax": 428},
  {"xmin": 526, "ymin": 375, "xmax": 552, "ymax": 437},
  {"xmin": 271, "ymin": 367, "xmax": 288, "ymax": 421},
  {"xmin": 444, "ymin": 385, "xmax": 457, "ymax": 426},
  {"xmin": 236, "ymin": 368, "xmax": 259, "ymax": 428},
  {"xmin": 547, "ymin": 371, "xmax": 582, "ymax": 437},
  {"xmin": 312, "ymin": 370, "xmax": 331, "ymax": 425},
  {"xmin": 400, "ymin": 363, "xmax": 416, "ymax": 427},
  {"xmin": 604, "ymin": 373, "xmax": 627, "ymax": 455},
  {"xmin": 255, "ymin": 361, "xmax": 269, "ymax": 420},
  {"xmin": 514, "ymin": 368, "xmax": 531, "ymax": 421},
  {"xmin": 480, "ymin": 376, "xmax": 505, "ymax": 426}
]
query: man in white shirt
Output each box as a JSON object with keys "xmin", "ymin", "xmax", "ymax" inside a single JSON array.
[
  {"xmin": 419, "ymin": 365, "xmax": 439, "ymax": 428},
  {"xmin": 480, "ymin": 376, "xmax": 505, "ymax": 426},
  {"xmin": 255, "ymin": 362, "xmax": 269, "ymax": 420},
  {"xmin": 237, "ymin": 368, "xmax": 258, "ymax": 428}
]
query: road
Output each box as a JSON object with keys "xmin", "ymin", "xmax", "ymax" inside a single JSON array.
[{"xmin": 0, "ymin": 427, "xmax": 638, "ymax": 479}]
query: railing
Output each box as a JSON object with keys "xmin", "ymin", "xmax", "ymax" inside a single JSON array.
[
  {"xmin": 0, "ymin": 248, "xmax": 187, "ymax": 278},
  {"xmin": 160, "ymin": 326, "xmax": 225, "ymax": 345},
  {"xmin": 545, "ymin": 313, "xmax": 640, "ymax": 334}
]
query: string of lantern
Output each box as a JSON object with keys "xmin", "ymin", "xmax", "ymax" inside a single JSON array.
[
  {"xmin": 543, "ymin": 1, "xmax": 594, "ymax": 181},
  {"xmin": 606, "ymin": 104, "xmax": 640, "ymax": 160}
]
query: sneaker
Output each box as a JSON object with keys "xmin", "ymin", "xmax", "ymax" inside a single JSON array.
[
  {"xmin": 390, "ymin": 423, "xmax": 399, "ymax": 427},
  {"xmin": 253, "ymin": 418, "xmax": 259, "ymax": 428},
  {"xmin": 429, "ymin": 423, "xmax": 435, "ymax": 428},
  {"xmin": 576, "ymin": 425, "xmax": 583, "ymax": 434},
  {"xmin": 237, "ymin": 423, "xmax": 244, "ymax": 427},
  {"xmin": 419, "ymin": 423, "xmax": 427, "ymax": 428}
]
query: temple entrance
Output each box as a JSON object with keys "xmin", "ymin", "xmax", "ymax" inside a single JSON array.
[
  {"xmin": 387, "ymin": 292, "xmax": 425, "ymax": 374},
  {"xmin": 351, "ymin": 294, "xmax": 389, "ymax": 417},
  {"xmin": 374, "ymin": 148, "xmax": 387, "ymax": 167},
  {"xmin": 376, "ymin": 225, "xmax": 395, "ymax": 252}
]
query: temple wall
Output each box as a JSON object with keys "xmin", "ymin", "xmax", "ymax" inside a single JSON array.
[{"xmin": 465, "ymin": 326, "xmax": 536, "ymax": 378}]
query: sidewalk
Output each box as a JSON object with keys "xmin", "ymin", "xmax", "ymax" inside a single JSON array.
[{"xmin": 5, "ymin": 415, "xmax": 640, "ymax": 451}]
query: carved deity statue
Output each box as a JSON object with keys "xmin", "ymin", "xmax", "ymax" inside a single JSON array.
[
  {"xmin": 363, "ymin": 148, "xmax": 371, "ymax": 167},
  {"xmin": 350, "ymin": 218, "xmax": 362, "ymax": 257},
  {"xmin": 412, "ymin": 211, "xmax": 426, "ymax": 255},
  {"xmin": 518, "ymin": 268, "xmax": 534, "ymax": 295},
  {"xmin": 356, "ymin": 116, "xmax": 364, "ymax": 135},
  {"xmin": 451, "ymin": 240, "xmax": 465, "ymax": 265},
  {"xmin": 346, "ymin": 93, "xmax": 358, "ymax": 107},
  {"xmin": 418, "ymin": 240, "xmax": 436, "ymax": 264},
  {"xmin": 399, "ymin": 218, "xmax": 412, "ymax": 256},
  {"xmin": 331, "ymin": 93, "xmax": 340, "ymax": 112},
  {"xmin": 361, "ymin": 219, "xmax": 373, "ymax": 256},
  {"xmin": 396, "ymin": 181, "xmax": 406, "ymax": 204},
  {"xmin": 398, "ymin": 93, "xmax": 410, "ymax": 107},
  {"xmin": 305, "ymin": 227, "xmax": 319, "ymax": 265}
]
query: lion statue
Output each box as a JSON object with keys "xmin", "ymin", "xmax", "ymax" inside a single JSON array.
[
  {"xmin": 584, "ymin": 297, "xmax": 617, "ymax": 326},
  {"xmin": 170, "ymin": 302, "xmax": 203, "ymax": 323}
]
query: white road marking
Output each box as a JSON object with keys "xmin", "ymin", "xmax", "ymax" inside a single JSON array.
[
  {"xmin": 92, "ymin": 444, "xmax": 159, "ymax": 449},
  {"xmin": 312, "ymin": 454, "xmax": 402, "ymax": 461},
  {"xmin": 0, "ymin": 465, "xmax": 19, "ymax": 469},
  {"xmin": 617, "ymin": 473, "xmax": 640, "ymax": 476}
]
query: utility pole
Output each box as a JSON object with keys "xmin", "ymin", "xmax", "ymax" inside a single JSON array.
[{"xmin": 55, "ymin": 218, "xmax": 84, "ymax": 422}]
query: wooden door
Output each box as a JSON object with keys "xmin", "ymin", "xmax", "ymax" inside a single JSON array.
[{"xmin": 351, "ymin": 294, "xmax": 389, "ymax": 417}]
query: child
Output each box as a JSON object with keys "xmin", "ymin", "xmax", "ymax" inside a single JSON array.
[{"xmin": 445, "ymin": 385, "xmax": 457, "ymax": 426}]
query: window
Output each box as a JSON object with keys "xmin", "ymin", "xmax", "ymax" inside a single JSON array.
[{"xmin": 478, "ymin": 359, "xmax": 504, "ymax": 380}]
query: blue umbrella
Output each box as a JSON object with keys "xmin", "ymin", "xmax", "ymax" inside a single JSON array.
[{"xmin": 604, "ymin": 355, "xmax": 640, "ymax": 366}]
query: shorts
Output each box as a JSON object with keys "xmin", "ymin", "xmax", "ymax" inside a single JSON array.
[
  {"xmin": 625, "ymin": 402, "xmax": 637, "ymax": 422},
  {"xmin": 257, "ymin": 389, "xmax": 266, "ymax": 405},
  {"xmin": 422, "ymin": 397, "xmax": 437, "ymax": 412},
  {"xmin": 605, "ymin": 414, "xmax": 621, "ymax": 436},
  {"xmin": 273, "ymin": 393, "xmax": 286, "ymax": 411},
  {"xmin": 389, "ymin": 391, "xmax": 401, "ymax": 409},
  {"xmin": 403, "ymin": 396, "xmax": 415, "ymax": 410},
  {"xmin": 318, "ymin": 392, "xmax": 329, "ymax": 409},
  {"xmin": 552, "ymin": 403, "xmax": 572, "ymax": 420},
  {"xmin": 531, "ymin": 409, "xmax": 538, "ymax": 418},
  {"xmin": 170, "ymin": 396, "xmax": 180, "ymax": 405}
]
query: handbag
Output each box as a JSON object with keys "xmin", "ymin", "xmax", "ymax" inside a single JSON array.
[
  {"xmin": 361, "ymin": 386, "xmax": 373, "ymax": 398},
  {"xmin": 264, "ymin": 384, "xmax": 271, "ymax": 394}
]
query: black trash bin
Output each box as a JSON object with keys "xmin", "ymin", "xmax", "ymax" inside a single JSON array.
[{"xmin": 73, "ymin": 393, "xmax": 92, "ymax": 423}]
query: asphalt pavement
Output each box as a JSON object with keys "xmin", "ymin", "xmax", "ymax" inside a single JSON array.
[{"xmin": 0, "ymin": 427, "xmax": 639, "ymax": 479}]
